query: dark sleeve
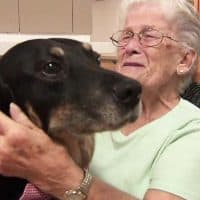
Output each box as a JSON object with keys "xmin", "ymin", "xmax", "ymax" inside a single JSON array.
[{"xmin": 181, "ymin": 82, "xmax": 200, "ymax": 108}]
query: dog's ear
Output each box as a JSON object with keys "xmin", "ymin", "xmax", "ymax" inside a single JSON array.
[
  {"xmin": 0, "ymin": 78, "xmax": 14, "ymax": 115},
  {"xmin": 82, "ymin": 43, "xmax": 101, "ymax": 65}
]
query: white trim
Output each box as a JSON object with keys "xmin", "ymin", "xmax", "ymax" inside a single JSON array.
[
  {"xmin": 0, "ymin": 33, "xmax": 90, "ymax": 54},
  {"xmin": 90, "ymin": 42, "xmax": 116, "ymax": 54},
  {"xmin": 0, "ymin": 33, "xmax": 117, "ymax": 55}
]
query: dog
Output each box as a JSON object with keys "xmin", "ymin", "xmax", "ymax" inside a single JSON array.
[{"xmin": 0, "ymin": 38, "xmax": 141, "ymax": 199}]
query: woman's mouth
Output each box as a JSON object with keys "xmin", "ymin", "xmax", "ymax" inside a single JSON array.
[{"xmin": 123, "ymin": 62, "xmax": 144, "ymax": 67}]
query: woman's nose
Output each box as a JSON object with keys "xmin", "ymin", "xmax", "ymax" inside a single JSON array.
[{"xmin": 124, "ymin": 36, "xmax": 142, "ymax": 55}]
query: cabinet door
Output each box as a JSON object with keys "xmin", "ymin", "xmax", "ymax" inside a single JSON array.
[
  {"xmin": 19, "ymin": 0, "xmax": 73, "ymax": 34},
  {"xmin": 0, "ymin": 0, "xmax": 19, "ymax": 33},
  {"xmin": 73, "ymin": 0, "xmax": 92, "ymax": 34}
]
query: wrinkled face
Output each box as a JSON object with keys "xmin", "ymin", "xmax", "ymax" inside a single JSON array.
[
  {"xmin": 117, "ymin": 3, "xmax": 184, "ymax": 92},
  {"xmin": 0, "ymin": 38, "xmax": 141, "ymax": 138}
]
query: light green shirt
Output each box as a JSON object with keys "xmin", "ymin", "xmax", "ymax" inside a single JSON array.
[{"xmin": 90, "ymin": 99, "xmax": 200, "ymax": 200}]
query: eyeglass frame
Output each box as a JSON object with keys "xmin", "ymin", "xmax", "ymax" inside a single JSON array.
[{"xmin": 110, "ymin": 28, "xmax": 180, "ymax": 48}]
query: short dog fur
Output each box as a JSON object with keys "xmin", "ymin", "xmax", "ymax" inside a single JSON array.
[{"xmin": 0, "ymin": 38, "xmax": 141, "ymax": 199}]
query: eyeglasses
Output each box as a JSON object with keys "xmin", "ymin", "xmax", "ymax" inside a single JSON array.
[{"xmin": 110, "ymin": 28, "xmax": 179, "ymax": 48}]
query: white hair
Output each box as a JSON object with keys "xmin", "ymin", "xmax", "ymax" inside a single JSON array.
[{"xmin": 118, "ymin": 0, "xmax": 200, "ymax": 93}]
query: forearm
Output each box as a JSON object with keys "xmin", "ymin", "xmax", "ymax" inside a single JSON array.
[
  {"xmin": 87, "ymin": 177, "xmax": 139, "ymax": 200},
  {"xmin": 49, "ymin": 176, "xmax": 184, "ymax": 200},
  {"xmin": 87, "ymin": 178, "xmax": 185, "ymax": 200},
  {"xmin": 52, "ymin": 174, "xmax": 138, "ymax": 200},
  {"xmin": 51, "ymin": 172, "xmax": 138, "ymax": 200}
]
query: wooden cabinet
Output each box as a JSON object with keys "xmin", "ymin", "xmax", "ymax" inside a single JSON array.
[
  {"xmin": 101, "ymin": 53, "xmax": 117, "ymax": 71},
  {"xmin": 19, "ymin": 0, "xmax": 73, "ymax": 34},
  {"xmin": 194, "ymin": 0, "xmax": 199, "ymax": 11},
  {"xmin": 0, "ymin": 0, "xmax": 91, "ymax": 34},
  {"xmin": 0, "ymin": 0, "xmax": 19, "ymax": 32},
  {"xmin": 73, "ymin": 0, "xmax": 92, "ymax": 34}
]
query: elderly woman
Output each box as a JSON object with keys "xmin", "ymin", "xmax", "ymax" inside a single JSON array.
[{"xmin": 0, "ymin": 0, "xmax": 200, "ymax": 200}]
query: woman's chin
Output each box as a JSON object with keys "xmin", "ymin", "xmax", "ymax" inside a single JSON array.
[{"xmin": 120, "ymin": 69, "xmax": 143, "ymax": 81}]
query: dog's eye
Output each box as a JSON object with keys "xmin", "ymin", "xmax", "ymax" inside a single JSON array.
[
  {"xmin": 42, "ymin": 62, "xmax": 62, "ymax": 77},
  {"xmin": 96, "ymin": 55, "xmax": 101, "ymax": 65}
]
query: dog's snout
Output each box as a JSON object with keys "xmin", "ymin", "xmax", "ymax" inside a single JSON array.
[{"xmin": 113, "ymin": 79, "xmax": 141, "ymax": 105}]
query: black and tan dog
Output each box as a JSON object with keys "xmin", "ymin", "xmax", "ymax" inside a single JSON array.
[{"xmin": 0, "ymin": 38, "xmax": 141, "ymax": 199}]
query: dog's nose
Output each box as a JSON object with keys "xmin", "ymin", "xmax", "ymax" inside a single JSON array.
[{"xmin": 113, "ymin": 79, "xmax": 141, "ymax": 105}]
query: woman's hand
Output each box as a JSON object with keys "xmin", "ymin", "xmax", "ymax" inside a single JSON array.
[{"xmin": 0, "ymin": 103, "xmax": 83, "ymax": 199}]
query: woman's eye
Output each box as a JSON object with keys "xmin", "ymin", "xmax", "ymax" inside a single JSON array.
[
  {"xmin": 42, "ymin": 62, "xmax": 62, "ymax": 76},
  {"xmin": 121, "ymin": 34, "xmax": 131, "ymax": 40}
]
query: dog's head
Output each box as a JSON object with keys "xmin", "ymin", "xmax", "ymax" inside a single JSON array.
[
  {"xmin": 0, "ymin": 38, "xmax": 141, "ymax": 137},
  {"xmin": 0, "ymin": 38, "xmax": 142, "ymax": 167}
]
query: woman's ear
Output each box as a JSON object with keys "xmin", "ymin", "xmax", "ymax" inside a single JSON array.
[{"xmin": 176, "ymin": 48, "xmax": 197, "ymax": 75}]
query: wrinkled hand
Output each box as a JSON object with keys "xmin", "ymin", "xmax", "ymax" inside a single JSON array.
[{"xmin": 0, "ymin": 103, "xmax": 83, "ymax": 199}]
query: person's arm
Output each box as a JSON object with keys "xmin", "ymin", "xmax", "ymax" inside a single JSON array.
[
  {"xmin": 87, "ymin": 179, "xmax": 185, "ymax": 200},
  {"xmin": 0, "ymin": 103, "xmax": 185, "ymax": 200}
]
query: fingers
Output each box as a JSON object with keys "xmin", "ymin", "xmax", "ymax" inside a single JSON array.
[
  {"xmin": 9, "ymin": 102, "xmax": 37, "ymax": 130},
  {"xmin": 0, "ymin": 110, "xmax": 17, "ymax": 134},
  {"xmin": 9, "ymin": 103, "xmax": 48, "ymax": 139}
]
